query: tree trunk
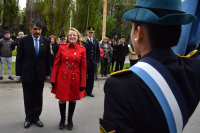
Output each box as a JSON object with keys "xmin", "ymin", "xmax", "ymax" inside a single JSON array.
[
  {"xmin": 86, "ymin": 2, "xmax": 90, "ymax": 33},
  {"xmin": 26, "ymin": 0, "xmax": 35, "ymax": 33}
]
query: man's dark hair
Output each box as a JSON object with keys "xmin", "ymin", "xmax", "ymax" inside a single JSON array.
[
  {"xmin": 133, "ymin": 21, "xmax": 181, "ymax": 49},
  {"xmin": 30, "ymin": 19, "xmax": 43, "ymax": 28}
]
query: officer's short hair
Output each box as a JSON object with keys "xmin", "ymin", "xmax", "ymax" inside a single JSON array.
[
  {"xmin": 30, "ymin": 19, "xmax": 43, "ymax": 28},
  {"xmin": 133, "ymin": 21, "xmax": 181, "ymax": 49}
]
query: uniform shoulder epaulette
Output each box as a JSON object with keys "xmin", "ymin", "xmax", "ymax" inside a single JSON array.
[
  {"xmin": 110, "ymin": 69, "xmax": 132, "ymax": 77},
  {"xmin": 175, "ymin": 49, "xmax": 198, "ymax": 58}
]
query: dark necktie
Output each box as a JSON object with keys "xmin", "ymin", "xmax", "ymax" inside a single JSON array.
[{"xmin": 35, "ymin": 38, "xmax": 39, "ymax": 56}]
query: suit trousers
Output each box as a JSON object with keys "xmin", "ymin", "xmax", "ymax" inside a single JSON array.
[
  {"xmin": 115, "ymin": 60, "xmax": 124, "ymax": 71},
  {"xmin": 101, "ymin": 58, "xmax": 108, "ymax": 76},
  {"xmin": 0, "ymin": 57, "xmax": 12, "ymax": 76},
  {"xmin": 22, "ymin": 79, "xmax": 44, "ymax": 121},
  {"xmin": 86, "ymin": 67, "xmax": 95, "ymax": 95}
]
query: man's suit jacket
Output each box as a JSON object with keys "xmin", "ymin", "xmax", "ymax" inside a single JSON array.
[
  {"xmin": 115, "ymin": 42, "xmax": 129, "ymax": 61},
  {"xmin": 16, "ymin": 34, "xmax": 50, "ymax": 83},
  {"xmin": 83, "ymin": 39, "xmax": 100, "ymax": 68}
]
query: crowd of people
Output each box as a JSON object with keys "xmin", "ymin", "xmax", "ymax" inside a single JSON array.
[
  {"xmin": 1, "ymin": 0, "xmax": 200, "ymax": 132},
  {"xmin": 0, "ymin": 27, "xmax": 140, "ymax": 81}
]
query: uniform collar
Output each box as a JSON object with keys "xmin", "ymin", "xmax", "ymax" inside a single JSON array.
[
  {"xmin": 87, "ymin": 37, "xmax": 93, "ymax": 40},
  {"xmin": 142, "ymin": 47, "xmax": 175, "ymax": 60}
]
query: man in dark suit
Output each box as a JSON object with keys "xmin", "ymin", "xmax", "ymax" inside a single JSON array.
[
  {"xmin": 82, "ymin": 27, "xmax": 100, "ymax": 97},
  {"xmin": 115, "ymin": 37, "xmax": 129, "ymax": 71},
  {"xmin": 16, "ymin": 19, "xmax": 50, "ymax": 128}
]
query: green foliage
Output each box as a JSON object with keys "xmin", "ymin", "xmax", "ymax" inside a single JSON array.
[
  {"xmin": 73, "ymin": 0, "xmax": 103, "ymax": 36},
  {"xmin": 44, "ymin": 0, "xmax": 72, "ymax": 38},
  {"xmin": 107, "ymin": 0, "xmax": 137, "ymax": 42},
  {"xmin": 2, "ymin": 0, "xmax": 19, "ymax": 29}
]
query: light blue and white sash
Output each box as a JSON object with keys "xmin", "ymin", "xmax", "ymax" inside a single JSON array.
[{"xmin": 130, "ymin": 57, "xmax": 189, "ymax": 133}]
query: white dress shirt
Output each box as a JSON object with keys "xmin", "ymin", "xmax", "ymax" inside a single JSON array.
[{"xmin": 32, "ymin": 35, "xmax": 40, "ymax": 49}]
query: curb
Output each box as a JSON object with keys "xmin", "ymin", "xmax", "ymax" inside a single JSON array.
[{"xmin": 0, "ymin": 75, "xmax": 108, "ymax": 84}]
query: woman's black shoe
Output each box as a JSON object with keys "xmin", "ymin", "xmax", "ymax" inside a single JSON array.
[
  {"xmin": 59, "ymin": 121, "xmax": 65, "ymax": 130},
  {"xmin": 68, "ymin": 102, "xmax": 76, "ymax": 130},
  {"xmin": 59, "ymin": 102, "xmax": 66, "ymax": 130}
]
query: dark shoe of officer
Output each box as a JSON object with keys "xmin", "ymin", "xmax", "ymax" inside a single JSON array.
[
  {"xmin": 68, "ymin": 102, "xmax": 76, "ymax": 130},
  {"xmin": 8, "ymin": 76, "xmax": 14, "ymax": 80},
  {"xmin": 59, "ymin": 102, "xmax": 66, "ymax": 130},
  {"xmin": 24, "ymin": 120, "xmax": 31, "ymax": 128},
  {"xmin": 33, "ymin": 120, "xmax": 44, "ymax": 127},
  {"xmin": 88, "ymin": 94, "xmax": 94, "ymax": 97},
  {"xmin": 0, "ymin": 76, "xmax": 3, "ymax": 80}
]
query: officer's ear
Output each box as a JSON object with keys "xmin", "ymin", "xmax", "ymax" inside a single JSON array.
[{"xmin": 137, "ymin": 26, "xmax": 144, "ymax": 42}]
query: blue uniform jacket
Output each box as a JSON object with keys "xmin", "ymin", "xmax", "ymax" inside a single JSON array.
[
  {"xmin": 83, "ymin": 39, "xmax": 100, "ymax": 68},
  {"xmin": 102, "ymin": 47, "xmax": 200, "ymax": 133}
]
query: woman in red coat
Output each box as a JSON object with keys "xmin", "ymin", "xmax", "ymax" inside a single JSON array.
[{"xmin": 50, "ymin": 28, "xmax": 87, "ymax": 130}]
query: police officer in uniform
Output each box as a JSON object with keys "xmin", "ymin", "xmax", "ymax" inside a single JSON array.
[
  {"xmin": 100, "ymin": 0, "xmax": 200, "ymax": 133},
  {"xmin": 83, "ymin": 27, "xmax": 100, "ymax": 97}
]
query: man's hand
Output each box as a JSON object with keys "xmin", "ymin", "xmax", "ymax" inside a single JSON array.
[
  {"xmin": 96, "ymin": 63, "xmax": 99, "ymax": 68},
  {"xmin": 82, "ymin": 37, "xmax": 87, "ymax": 43},
  {"xmin": 46, "ymin": 76, "xmax": 50, "ymax": 80},
  {"xmin": 16, "ymin": 77, "xmax": 21, "ymax": 81}
]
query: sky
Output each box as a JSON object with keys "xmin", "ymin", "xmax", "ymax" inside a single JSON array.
[{"xmin": 19, "ymin": 0, "xmax": 26, "ymax": 10}]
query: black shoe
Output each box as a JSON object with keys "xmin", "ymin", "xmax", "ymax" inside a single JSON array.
[
  {"xmin": 101, "ymin": 75, "xmax": 103, "ymax": 77},
  {"xmin": 88, "ymin": 94, "xmax": 94, "ymax": 97},
  {"xmin": 59, "ymin": 102, "xmax": 66, "ymax": 130},
  {"xmin": 68, "ymin": 102, "xmax": 76, "ymax": 130},
  {"xmin": 24, "ymin": 121, "xmax": 31, "ymax": 128},
  {"xmin": 34, "ymin": 120, "xmax": 43, "ymax": 127},
  {"xmin": 104, "ymin": 75, "xmax": 108, "ymax": 77},
  {"xmin": 0, "ymin": 77, "xmax": 3, "ymax": 80},
  {"xmin": 8, "ymin": 76, "xmax": 14, "ymax": 80}
]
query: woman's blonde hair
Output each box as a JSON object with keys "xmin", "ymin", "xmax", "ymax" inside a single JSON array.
[
  {"xmin": 103, "ymin": 37, "xmax": 109, "ymax": 43},
  {"xmin": 67, "ymin": 27, "xmax": 83, "ymax": 45}
]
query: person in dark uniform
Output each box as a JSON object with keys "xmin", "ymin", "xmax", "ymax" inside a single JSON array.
[
  {"xmin": 115, "ymin": 37, "xmax": 129, "ymax": 71},
  {"xmin": 0, "ymin": 32, "xmax": 3, "ymax": 39},
  {"xmin": 82, "ymin": 27, "xmax": 100, "ymax": 97},
  {"xmin": 16, "ymin": 19, "xmax": 50, "ymax": 128},
  {"xmin": 100, "ymin": 0, "xmax": 200, "ymax": 133}
]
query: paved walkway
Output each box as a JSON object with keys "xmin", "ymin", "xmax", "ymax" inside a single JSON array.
[{"xmin": 0, "ymin": 80, "xmax": 200, "ymax": 132}]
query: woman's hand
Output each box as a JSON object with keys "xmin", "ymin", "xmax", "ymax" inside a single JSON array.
[
  {"xmin": 51, "ymin": 83, "xmax": 55, "ymax": 89},
  {"xmin": 80, "ymin": 87, "xmax": 85, "ymax": 92}
]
